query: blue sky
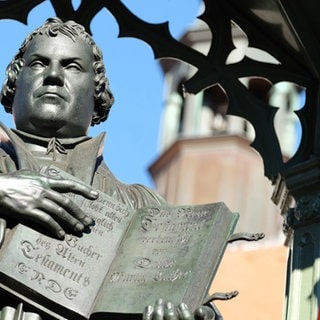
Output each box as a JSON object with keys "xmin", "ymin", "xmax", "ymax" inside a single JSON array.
[{"xmin": 0, "ymin": 0, "xmax": 201, "ymax": 187}]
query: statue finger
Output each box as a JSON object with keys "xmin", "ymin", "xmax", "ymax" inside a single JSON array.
[
  {"xmin": 44, "ymin": 190, "xmax": 93, "ymax": 227},
  {"xmin": 194, "ymin": 306, "xmax": 215, "ymax": 320},
  {"xmin": 27, "ymin": 208, "xmax": 66, "ymax": 239},
  {"xmin": 176, "ymin": 303, "xmax": 193, "ymax": 320},
  {"xmin": 143, "ymin": 305, "xmax": 154, "ymax": 320},
  {"xmin": 152, "ymin": 299, "xmax": 165, "ymax": 320},
  {"xmin": 39, "ymin": 198, "xmax": 86, "ymax": 234},
  {"xmin": 0, "ymin": 218, "xmax": 6, "ymax": 248},
  {"xmin": 46, "ymin": 178, "xmax": 98, "ymax": 200},
  {"xmin": 164, "ymin": 301, "xmax": 179, "ymax": 320}
]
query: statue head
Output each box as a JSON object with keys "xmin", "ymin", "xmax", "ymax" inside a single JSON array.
[{"xmin": 0, "ymin": 17, "xmax": 114, "ymax": 128}]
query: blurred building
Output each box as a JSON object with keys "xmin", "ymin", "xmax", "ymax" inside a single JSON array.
[{"xmin": 149, "ymin": 18, "xmax": 303, "ymax": 320}]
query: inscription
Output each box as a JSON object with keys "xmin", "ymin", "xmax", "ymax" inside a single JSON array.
[
  {"xmin": 152, "ymin": 248, "xmax": 169, "ymax": 256},
  {"xmin": 141, "ymin": 234, "xmax": 191, "ymax": 245},
  {"xmin": 141, "ymin": 220, "xmax": 205, "ymax": 232},
  {"xmin": 63, "ymin": 235, "xmax": 103, "ymax": 261},
  {"xmin": 95, "ymin": 218, "xmax": 114, "ymax": 231},
  {"xmin": 90, "ymin": 226, "xmax": 104, "ymax": 236},
  {"xmin": 66, "ymin": 187, "xmax": 132, "ymax": 240},
  {"xmin": 77, "ymin": 196, "xmax": 132, "ymax": 237},
  {"xmin": 109, "ymin": 272, "xmax": 146, "ymax": 284},
  {"xmin": 108, "ymin": 268, "xmax": 190, "ymax": 284},
  {"xmin": 145, "ymin": 207, "xmax": 212, "ymax": 219},
  {"xmin": 134, "ymin": 258, "xmax": 151, "ymax": 268},
  {"xmin": 87, "ymin": 201, "xmax": 105, "ymax": 214},
  {"xmin": 95, "ymin": 197, "xmax": 130, "ymax": 217},
  {"xmin": 20, "ymin": 240, "xmax": 91, "ymax": 287},
  {"xmin": 154, "ymin": 269, "xmax": 191, "ymax": 282},
  {"xmin": 83, "ymin": 197, "xmax": 130, "ymax": 221},
  {"xmin": 16, "ymin": 262, "xmax": 79, "ymax": 300},
  {"xmin": 55, "ymin": 244, "xmax": 86, "ymax": 267},
  {"xmin": 134, "ymin": 257, "xmax": 176, "ymax": 269},
  {"xmin": 36, "ymin": 237, "xmax": 51, "ymax": 250},
  {"xmin": 140, "ymin": 207, "xmax": 211, "ymax": 233}
]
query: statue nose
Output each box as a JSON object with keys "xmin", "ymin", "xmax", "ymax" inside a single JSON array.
[{"xmin": 43, "ymin": 63, "xmax": 64, "ymax": 86}]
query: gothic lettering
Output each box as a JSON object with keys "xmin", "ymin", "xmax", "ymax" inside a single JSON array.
[{"xmin": 153, "ymin": 269, "xmax": 191, "ymax": 282}]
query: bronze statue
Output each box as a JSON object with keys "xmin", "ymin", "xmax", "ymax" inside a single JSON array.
[{"xmin": 0, "ymin": 18, "xmax": 214, "ymax": 319}]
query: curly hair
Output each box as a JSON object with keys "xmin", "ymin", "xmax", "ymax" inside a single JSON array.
[{"xmin": 0, "ymin": 17, "xmax": 114, "ymax": 126}]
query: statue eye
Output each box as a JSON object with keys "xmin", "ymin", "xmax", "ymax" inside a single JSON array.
[
  {"xmin": 65, "ymin": 63, "xmax": 82, "ymax": 72},
  {"xmin": 29, "ymin": 60, "xmax": 45, "ymax": 69}
]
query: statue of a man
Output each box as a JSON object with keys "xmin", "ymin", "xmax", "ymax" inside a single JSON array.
[{"xmin": 0, "ymin": 18, "xmax": 214, "ymax": 320}]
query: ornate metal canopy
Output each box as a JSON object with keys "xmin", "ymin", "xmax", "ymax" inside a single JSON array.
[{"xmin": 0, "ymin": 0, "xmax": 318, "ymax": 180}]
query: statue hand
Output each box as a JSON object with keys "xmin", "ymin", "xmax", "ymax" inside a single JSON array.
[
  {"xmin": 143, "ymin": 299, "xmax": 215, "ymax": 320},
  {"xmin": 0, "ymin": 170, "xmax": 98, "ymax": 238}
]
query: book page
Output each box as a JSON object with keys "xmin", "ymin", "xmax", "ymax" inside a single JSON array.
[
  {"xmin": 92, "ymin": 202, "xmax": 238, "ymax": 317},
  {"xmin": 0, "ymin": 167, "xmax": 134, "ymax": 320}
]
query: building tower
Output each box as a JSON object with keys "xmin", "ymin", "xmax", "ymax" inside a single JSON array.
[{"xmin": 149, "ymin": 17, "xmax": 303, "ymax": 320}]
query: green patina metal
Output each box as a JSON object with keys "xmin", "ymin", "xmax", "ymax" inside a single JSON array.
[{"xmin": 1, "ymin": 1, "xmax": 320, "ymax": 319}]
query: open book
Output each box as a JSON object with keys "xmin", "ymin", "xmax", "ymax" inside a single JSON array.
[{"xmin": 0, "ymin": 166, "xmax": 239, "ymax": 320}]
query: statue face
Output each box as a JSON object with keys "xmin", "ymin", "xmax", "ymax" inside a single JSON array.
[{"xmin": 12, "ymin": 34, "xmax": 95, "ymax": 138}]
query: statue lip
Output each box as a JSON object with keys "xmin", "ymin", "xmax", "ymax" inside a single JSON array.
[
  {"xmin": 41, "ymin": 92, "xmax": 63, "ymax": 99},
  {"xmin": 37, "ymin": 87, "xmax": 67, "ymax": 100}
]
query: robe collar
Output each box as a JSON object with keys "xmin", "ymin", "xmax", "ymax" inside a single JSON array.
[{"xmin": 0, "ymin": 122, "xmax": 106, "ymax": 185}]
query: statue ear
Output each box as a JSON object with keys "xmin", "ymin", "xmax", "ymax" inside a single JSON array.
[{"xmin": 91, "ymin": 110, "xmax": 100, "ymax": 125}]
